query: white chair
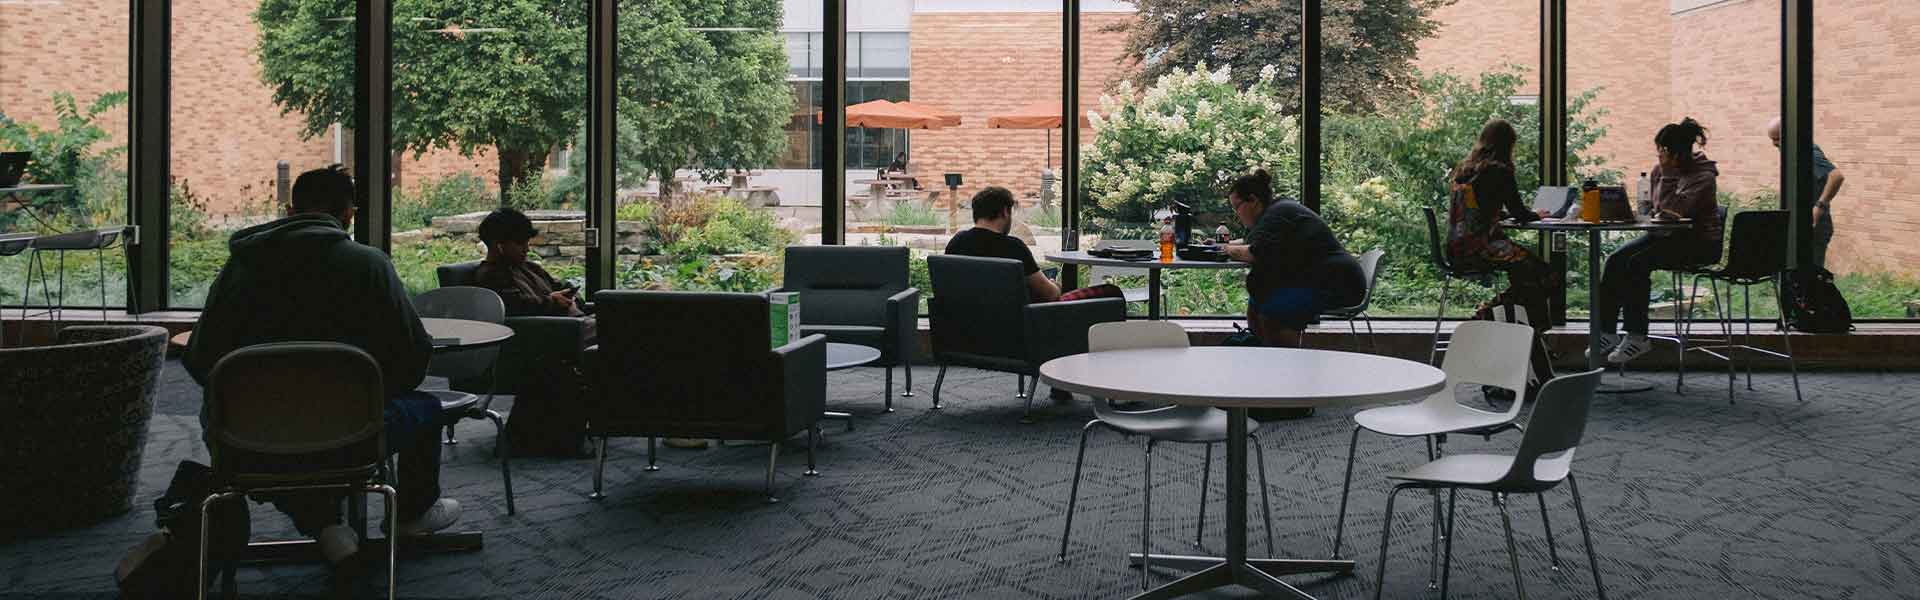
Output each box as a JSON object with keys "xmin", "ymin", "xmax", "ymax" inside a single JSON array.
[
  {"xmin": 1330, "ymin": 320, "xmax": 1535, "ymax": 589},
  {"xmin": 412, "ymin": 286, "xmax": 515, "ymax": 514},
  {"xmin": 1372, "ymin": 368, "xmax": 1609, "ymax": 600},
  {"xmin": 1321, "ymin": 248, "xmax": 1385, "ymax": 352},
  {"xmin": 1057, "ymin": 321, "xmax": 1274, "ymax": 591}
]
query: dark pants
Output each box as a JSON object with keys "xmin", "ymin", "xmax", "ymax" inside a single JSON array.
[
  {"xmin": 209, "ymin": 392, "xmax": 444, "ymax": 537},
  {"xmin": 1595, "ymin": 234, "xmax": 1720, "ymax": 336},
  {"xmin": 1811, "ymin": 211, "xmax": 1834, "ymax": 271}
]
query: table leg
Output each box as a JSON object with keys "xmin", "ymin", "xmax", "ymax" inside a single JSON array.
[
  {"xmin": 1124, "ymin": 407, "xmax": 1353, "ymax": 599},
  {"xmin": 1587, "ymin": 229, "xmax": 1656, "ymax": 394},
  {"xmin": 1147, "ymin": 268, "xmax": 1163, "ymax": 320}
]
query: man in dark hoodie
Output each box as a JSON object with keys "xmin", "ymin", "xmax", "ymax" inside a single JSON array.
[
  {"xmin": 1594, "ymin": 118, "xmax": 1723, "ymax": 364},
  {"xmin": 184, "ymin": 166, "xmax": 458, "ymax": 586}
]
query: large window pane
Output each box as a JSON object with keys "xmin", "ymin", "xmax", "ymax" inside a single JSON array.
[
  {"xmin": 1080, "ymin": 2, "xmax": 1303, "ymax": 317},
  {"xmin": 614, "ymin": 0, "xmax": 801, "ymax": 293},
  {"xmin": 171, "ymin": 1, "xmax": 355, "ymax": 308},
  {"xmin": 0, "ymin": 3, "xmax": 130, "ymax": 309},
  {"xmin": 1570, "ymin": 0, "xmax": 1781, "ymax": 322},
  {"xmin": 1815, "ymin": 2, "xmax": 1919, "ymax": 320},
  {"xmin": 387, "ymin": 2, "xmax": 589, "ymax": 298}
]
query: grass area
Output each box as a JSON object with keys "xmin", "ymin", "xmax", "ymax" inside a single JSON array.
[{"xmin": 883, "ymin": 201, "xmax": 941, "ymax": 228}]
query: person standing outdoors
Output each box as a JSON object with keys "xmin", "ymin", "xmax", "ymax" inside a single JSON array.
[{"xmin": 1768, "ymin": 117, "xmax": 1846, "ymax": 270}]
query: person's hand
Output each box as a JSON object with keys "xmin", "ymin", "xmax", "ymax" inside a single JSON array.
[
  {"xmin": 548, "ymin": 290, "xmax": 576, "ymax": 311},
  {"xmin": 1813, "ymin": 204, "xmax": 1827, "ymax": 224},
  {"xmin": 1536, "ymin": 209, "xmax": 1552, "ymax": 218}
]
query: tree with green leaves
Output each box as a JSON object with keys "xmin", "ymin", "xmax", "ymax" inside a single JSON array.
[
  {"xmin": 614, "ymin": 0, "xmax": 789, "ymax": 199},
  {"xmin": 1110, "ymin": 0, "xmax": 1452, "ymax": 114},
  {"xmin": 256, "ymin": 0, "xmax": 588, "ymax": 200}
]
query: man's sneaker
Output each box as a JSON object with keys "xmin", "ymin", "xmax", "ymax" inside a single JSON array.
[
  {"xmin": 393, "ymin": 499, "xmax": 461, "ymax": 537},
  {"xmin": 1585, "ymin": 333, "xmax": 1622, "ymax": 362},
  {"xmin": 1607, "ymin": 335, "xmax": 1654, "ymax": 364}
]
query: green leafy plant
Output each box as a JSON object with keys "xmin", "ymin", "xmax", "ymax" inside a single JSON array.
[
  {"xmin": 0, "ymin": 91, "xmax": 129, "ymax": 230},
  {"xmin": 883, "ymin": 201, "xmax": 941, "ymax": 227},
  {"xmin": 392, "ymin": 173, "xmax": 491, "ymax": 231}
]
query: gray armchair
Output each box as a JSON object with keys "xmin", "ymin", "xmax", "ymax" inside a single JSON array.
[
  {"xmin": 773, "ymin": 245, "xmax": 919, "ymax": 411},
  {"xmin": 584, "ymin": 291, "xmax": 826, "ymax": 503},
  {"xmin": 926, "ymin": 254, "xmax": 1126, "ymax": 422},
  {"xmin": 436, "ymin": 262, "xmax": 590, "ymax": 395}
]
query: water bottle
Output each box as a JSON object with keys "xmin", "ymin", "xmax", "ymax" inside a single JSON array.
[
  {"xmin": 1215, "ymin": 224, "xmax": 1231, "ymax": 244},
  {"xmin": 1636, "ymin": 172, "xmax": 1652, "ymax": 215},
  {"xmin": 1579, "ymin": 178, "xmax": 1601, "ymax": 223},
  {"xmin": 1158, "ymin": 217, "xmax": 1176, "ymax": 263}
]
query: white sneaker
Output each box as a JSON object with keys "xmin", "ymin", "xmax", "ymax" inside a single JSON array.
[
  {"xmin": 317, "ymin": 524, "xmax": 359, "ymax": 564},
  {"xmin": 394, "ymin": 499, "xmax": 461, "ymax": 537},
  {"xmin": 1607, "ymin": 335, "xmax": 1654, "ymax": 364},
  {"xmin": 1586, "ymin": 333, "xmax": 1622, "ymax": 362}
]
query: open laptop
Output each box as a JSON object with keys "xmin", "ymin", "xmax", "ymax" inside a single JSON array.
[{"xmin": 1532, "ymin": 186, "xmax": 1578, "ymax": 219}]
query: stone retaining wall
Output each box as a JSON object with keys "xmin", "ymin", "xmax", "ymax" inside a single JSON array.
[{"xmin": 429, "ymin": 210, "xmax": 648, "ymax": 262}]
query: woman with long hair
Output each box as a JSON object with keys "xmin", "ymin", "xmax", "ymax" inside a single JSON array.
[
  {"xmin": 1447, "ymin": 119, "xmax": 1558, "ymax": 383},
  {"xmin": 1223, "ymin": 169, "xmax": 1366, "ymax": 347},
  {"xmin": 1595, "ymin": 117, "xmax": 1722, "ymax": 363}
]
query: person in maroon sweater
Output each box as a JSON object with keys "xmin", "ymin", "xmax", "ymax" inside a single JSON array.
[{"xmin": 1595, "ymin": 118, "xmax": 1723, "ymax": 363}]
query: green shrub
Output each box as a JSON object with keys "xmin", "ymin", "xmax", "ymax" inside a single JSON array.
[
  {"xmin": 884, "ymin": 201, "xmax": 941, "ymax": 227},
  {"xmin": 615, "ymin": 201, "xmax": 654, "ymax": 223},
  {"xmin": 393, "ymin": 174, "xmax": 490, "ymax": 231}
]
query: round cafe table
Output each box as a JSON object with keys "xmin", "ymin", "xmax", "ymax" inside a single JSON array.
[
  {"xmin": 1041, "ymin": 347, "xmax": 1447, "ymax": 600},
  {"xmin": 1504, "ymin": 217, "xmax": 1691, "ymax": 393},
  {"xmin": 1046, "ymin": 250, "xmax": 1248, "ymax": 320}
]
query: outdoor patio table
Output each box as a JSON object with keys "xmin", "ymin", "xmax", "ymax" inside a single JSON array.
[
  {"xmin": 1503, "ymin": 218, "xmax": 1691, "ymax": 392},
  {"xmin": 1040, "ymin": 346, "xmax": 1446, "ymax": 600},
  {"xmin": 1045, "ymin": 250, "xmax": 1248, "ymax": 319}
]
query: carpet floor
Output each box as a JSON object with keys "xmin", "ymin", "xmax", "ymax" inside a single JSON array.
[{"xmin": 3, "ymin": 360, "xmax": 1917, "ymax": 599}]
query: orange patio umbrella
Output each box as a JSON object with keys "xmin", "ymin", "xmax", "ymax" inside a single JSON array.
[
  {"xmin": 987, "ymin": 100, "xmax": 1096, "ymax": 168},
  {"xmin": 895, "ymin": 101, "xmax": 962, "ymax": 128},
  {"xmin": 816, "ymin": 99, "xmax": 955, "ymax": 130}
]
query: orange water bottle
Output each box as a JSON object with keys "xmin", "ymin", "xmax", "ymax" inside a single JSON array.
[
  {"xmin": 1158, "ymin": 217, "xmax": 1176, "ymax": 263},
  {"xmin": 1578, "ymin": 178, "xmax": 1601, "ymax": 223}
]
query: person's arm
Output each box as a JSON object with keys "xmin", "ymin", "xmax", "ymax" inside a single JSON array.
[
  {"xmin": 480, "ymin": 263, "xmax": 565, "ymax": 316},
  {"xmin": 1225, "ymin": 243, "xmax": 1254, "ymax": 263},
  {"xmin": 373, "ymin": 261, "xmax": 432, "ymax": 398},
  {"xmin": 1816, "ymin": 169, "xmax": 1845, "ymax": 221},
  {"xmin": 183, "ymin": 262, "xmax": 243, "ymax": 387},
  {"xmin": 530, "ymin": 263, "xmax": 582, "ymax": 316},
  {"xmin": 1027, "ymin": 272, "xmax": 1062, "ymax": 303},
  {"xmin": 1489, "ymin": 168, "xmax": 1538, "ymax": 223},
  {"xmin": 1658, "ymin": 170, "xmax": 1716, "ymax": 221}
]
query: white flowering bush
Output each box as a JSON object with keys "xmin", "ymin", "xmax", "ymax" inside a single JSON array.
[{"xmin": 1081, "ymin": 63, "xmax": 1302, "ymax": 225}]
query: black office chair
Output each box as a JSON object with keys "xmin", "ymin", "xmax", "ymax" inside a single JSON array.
[
  {"xmin": 1422, "ymin": 207, "xmax": 1498, "ymax": 365},
  {"xmin": 1684, "ymin": 210, "xmax": 1802, "ymax": 403},
  {"xmin": 926, "ymin": 254, "xmax": 1126, "ymax": 423}
]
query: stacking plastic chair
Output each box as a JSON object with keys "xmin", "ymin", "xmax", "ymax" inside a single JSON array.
[
  {"xmin": 1423, "ymin": 207, "xmax": 1499, "ymax": 365},
  {"xmin": 1372, "ymin": 368, "xmax": 1609, "ymax": 600},
  {"xmin": 1684, "ymin": 210, "xmax": 1802, "ymax": 403},
  {"xmin": 1639, "ymin": 206, "xmax": 1726, "ymax": 393},
  {"xmin": 1056, "ymin": 321, "xmax": 1274, "ymax": 591},
  {"xmin": 1331, "ymin": 320, "xmax": 1534, "ymax": 589},
  {"xmin": 412, "ymin": 286, "xmax": 515, "ymax": 514},
  {"xmin": 199, "ymin": 342, "xmax": 398, "ymax": 600},
  {"xmin": 1321, "ymin": 248, "xmax": 1385, "ymax": 352}
]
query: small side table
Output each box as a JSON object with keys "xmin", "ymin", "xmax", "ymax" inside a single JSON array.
[{"xmin": 822, "ymin": 342, "xmax": 882, "ymax": 431}]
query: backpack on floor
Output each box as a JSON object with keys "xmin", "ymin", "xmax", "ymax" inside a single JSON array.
[
  {"xmin": 1782, "ymin": 268, "xmax": 1854, "ymax": 334},
  {"xmin": 114, "ymin": 461, "xmax": 251, "ymax": 599},
  {"xmin": 507, "ymin": 356, "xmax": 593, "ymax": 458}
]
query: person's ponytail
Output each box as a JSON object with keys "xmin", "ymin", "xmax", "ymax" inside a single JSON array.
[{"xmin": 1656, "ymin": 117, "xmax": 1709, "ymax": 159}]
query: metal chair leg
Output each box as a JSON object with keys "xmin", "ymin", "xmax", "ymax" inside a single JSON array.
[
  {"xmin": 1252, "ymin": 433, "xmax": 1275, "ymax": 556},
  {"xmin": 931, "ymin": 365, "xmax": 947, "ymax": 410},
  {"xmin": 1777, "ymin": 277, "xmax": 1804, "ymax": 402},
  {"xmin": 1441, "ymin": 488, "xmax": 1457, "ymax": 599},
  {"xmin": 1363, "ymin": 313, "xmax": 1378, "ymax": 353},
  {"xmin": 485, "ymin": 410, "xmax": 514, "ymax": 515},
  {"xmin": 589, "ymin": 437, "xmax": 608, "ymax": 500},
  {"xmin": 1743, "ymin": 284, "xmax": 1756, "ymax": 391},
  {"xmin": 1196, "ymin": 443, "xmax": 1211, "ymax": 548},
  {"xmin": 885, "ymin": 366, "xmax": 894, "ymax": 412},
  {"xmin": 1372, "ymin": 486, "xmax": 1407, "ymax": 600},
  {"xmin": 1348, "ymin": 317, "xmax": 1363, "ymax": 352},
  {"xmin": 765, "ymin": 442, "xmax": 781, "ymax": 504},
  {"xmin": 901, "ymin": 358, "xmax": 915, "ymax": 400},
  {"xmin": 1059, "ymin": 420, "xmax": 1102, "ymax": 562},
  {"xmin": 1539, "ymin": 492, "xmax": 1560, "ymax": 571},
  {"xmin": 1569, "ymin": 474, "xmax": 1609, "ymax": 600},
  {"xmin": 376, "ymin": 483, "xmax": 399, "ymax": 600},
  {"xmin": 804, "ymin": 425, "xmax": 820, "ymax": 477},
  {"xmin": 1140, "ymin": 438, "xmax": 1155, "ymax": 591},
  {"xmin": 1019, "ymin": 375, "xmax": 1040, "ymax": 424},
  {"xmin": 646, "ymin": 437, "xmax": 659, "ymax": 471},
  {"xmin": 1428, "ymin": 437, "xmax": 1442, "ymax": 591},
  {"xmin": 1496, "ymin": 493, "xmax": 1528, "ymax": 600},
  {"xmin": 195, "ymin": 492, "xmax": 239, "ymax": 600},
  {"xmin": 1332, "ymin": 425, "xmax": 1362, "ymax": 559},
  {"xmin": 1431, "ymin": 276, "xmax": 1453, "ymax": 365},
  {"xmin": 1674, "ymin": 272, "xmax": 1688, "ymax": 394}
]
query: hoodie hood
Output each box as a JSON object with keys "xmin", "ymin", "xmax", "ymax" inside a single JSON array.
[
  {"xmin": 227, "ymin": 213, "xmax": 349, "ymax": 260},
  {"xmin": 1679, "ymin": 152, "xmax": 1719, "ymax": 178}
]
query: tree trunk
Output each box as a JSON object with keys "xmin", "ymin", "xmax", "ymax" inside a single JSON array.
[
  {"xmin": 657, "ymin": 166, "xmax": 677, "ymax": 203},
  {"xmin": 497, "ymin": 148, "xmax": 529, "ymax": 206}
]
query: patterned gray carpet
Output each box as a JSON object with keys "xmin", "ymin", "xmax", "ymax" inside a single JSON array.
[{"xmin": 3, "ymin": 360, "xmax": 1918, "ymax": 599}]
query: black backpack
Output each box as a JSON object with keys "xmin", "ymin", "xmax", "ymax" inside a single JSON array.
[
  {"xmin": 1782, "ymin": 268, "xmax": 1854, "ymax": 334},
  {"xmin": 114, "ymin": 461, "xmax": 251, "ymax": 598}
]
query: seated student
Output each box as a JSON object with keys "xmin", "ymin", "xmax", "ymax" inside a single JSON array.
[
  {"xmin": 1595, "ymin": 118, "xmax": 1723, "ymax": 363},
  {"xmin": 1447, "ymin": 119, "xmax": 1559, "ymax": 384},
  {"xmin": 473, "ymin": 207, "xmax": 589, "ymax": 318},
  {"xmin": 184, "ymin": 166, "xmax": 456, "ymax": 594},
  {"xmin": 944, "ymin": 186, "xmax": 1121, "ymax": 304},
  {"xmin": 1222, "ymin": 169, "xmax": 1366, "ymax": 348}
]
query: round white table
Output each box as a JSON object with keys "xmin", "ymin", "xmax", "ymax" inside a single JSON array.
[
  {"xmin": 420, "ymin": 317, "xmax": 514, "ymax": 351},
  {"xmin": 1041, "ymin": 347, "xmax": 1447, "ymax": 600},
  {"xmin": 1046, "ymin": 250, "xmax": 1247, "ymax": 319},
  {"xmin": 1505, "ymin": 218, "xmax": 1692, "ymax": 393},
  {"xmin": 822, "ymin": 343, "xmax": 883, "ymax": 430}
]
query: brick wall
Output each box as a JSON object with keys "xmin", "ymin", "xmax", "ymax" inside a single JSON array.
[
  {"xmin": 0, "ymin": 1, "xmax": 131, "ymax": 178},
  {"xmin": 905, "ymin": 11, "xmax": 1133, "ymax": 206},
  {"xmin": 1803, "ymin": 0, "xmax": 1920, "ymax": 274}
]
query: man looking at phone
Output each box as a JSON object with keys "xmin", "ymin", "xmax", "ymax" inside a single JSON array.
[{"xmin": 476, "ymin": 207, "xmax": 588, "ymax": 317}]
